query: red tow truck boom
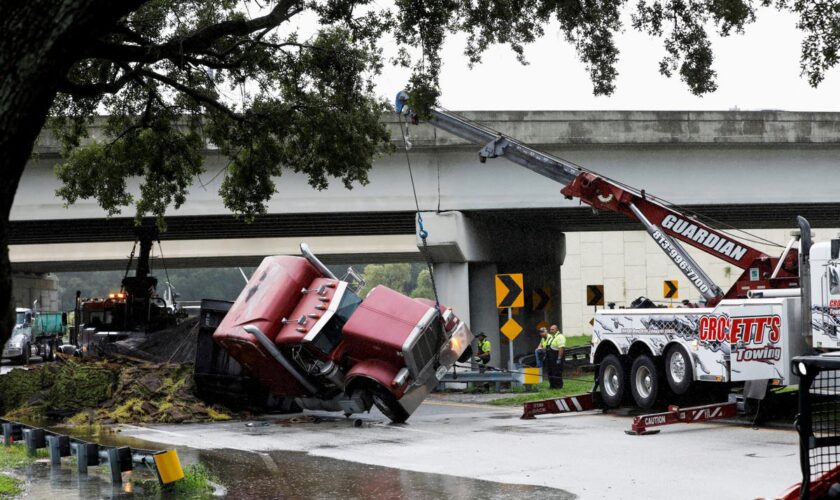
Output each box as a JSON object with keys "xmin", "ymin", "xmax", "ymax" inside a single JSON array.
[{"xmin": 395, "ymin": 93, "xmax": 799, "ymax": 303}]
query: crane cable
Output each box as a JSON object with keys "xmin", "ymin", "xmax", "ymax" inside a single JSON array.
[{"xmin": 397, "ymin": 111, "xmax": 445, "ymax": 326}]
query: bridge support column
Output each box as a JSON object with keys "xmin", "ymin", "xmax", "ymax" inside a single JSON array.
[
  {"xmin": 417, "ymin": 211, "xmax": 564, "ymax": 370},
  {"xmin": 12, "ymin": 273, "xmax": 60, "ymax": 312}
]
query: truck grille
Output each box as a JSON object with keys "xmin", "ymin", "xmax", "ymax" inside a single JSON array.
[{"xmin": 405, "ymin": 321, "xmax": 445, "ymax": 378}]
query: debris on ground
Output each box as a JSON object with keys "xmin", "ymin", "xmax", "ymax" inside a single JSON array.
[{"xmin": 0, "ymin": 357, "xmax": 238, "ymax": 425}]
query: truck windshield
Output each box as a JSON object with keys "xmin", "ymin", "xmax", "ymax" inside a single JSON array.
[
  {"xmin": 311, "ymin": 289, "xmax": 362, "ymax": 354},
  {"xmin": 15, "ymin": 312, "xmax": 25, "ymax": 325}
]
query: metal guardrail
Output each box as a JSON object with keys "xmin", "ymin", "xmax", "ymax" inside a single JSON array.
[{"xmin": 1, "ymin": 418, "xmax": 184, "ymax": 486}]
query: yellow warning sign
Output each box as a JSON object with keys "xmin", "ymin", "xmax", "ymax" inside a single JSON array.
[
  {"xmin": 586, "ymin": 285, "xmax": 604, "ymax": 306},
  {"xmin": 495, "ymin": 274, "xmax": 524, "ymax": 308},
  {"xmin": 500, "ymin": 317, "xmax": 523, "ymax": 341},
  {"xmin": 663, "ymin": 280, "xmax": 679, "ymax": 299}
]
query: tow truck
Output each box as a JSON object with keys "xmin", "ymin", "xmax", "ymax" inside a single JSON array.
[
  {"xmin": 213, "ymin": 244, "xmax": 473, "ymax": 422},
  {"xmin": 395, "ymin": 92, "xmax": 840, "ymax": 410},
  {"xmin": 76, "ymin": 227, "xmax": 180, "ymax": 354}
]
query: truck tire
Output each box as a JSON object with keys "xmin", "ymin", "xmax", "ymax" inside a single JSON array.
[
  {"xmin": 665, "ymin": 346, "xmax": 692, "ymax": 395},
  {"xmin": 598, "ymin": 354, "xmax": 627, "ymax": 408},
  {"xmin": 630, "ymin": 355, "xmax": 660, "ymax": 409},
  {"xmin": 371, "ymin": 385, "xmax": 410, "ymax": 424}
]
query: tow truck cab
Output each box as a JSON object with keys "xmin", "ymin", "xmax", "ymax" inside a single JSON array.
[{"xmin": 213, "ymin": 246, "xmax": 473, "ymax": 422}]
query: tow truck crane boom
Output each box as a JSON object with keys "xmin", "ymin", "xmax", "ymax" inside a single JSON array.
[{"xmin": 395, "ymin": 92, "xmax": 798, "ymax": 303}]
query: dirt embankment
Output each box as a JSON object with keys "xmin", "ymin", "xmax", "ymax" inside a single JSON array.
[{"xmin": 0, "ymin": 357, "xmax": 236, "ymax": 425}]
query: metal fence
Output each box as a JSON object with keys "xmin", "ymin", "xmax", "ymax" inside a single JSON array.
[
  {"xmin": 1, "ymin": 418, "xmax": 183, "ymax": 486},
  {"xmin": 792, "ymin": 355, "xmax": 840, "ymax": 499}
]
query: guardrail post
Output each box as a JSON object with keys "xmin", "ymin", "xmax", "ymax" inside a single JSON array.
[
  {"xmin": 105, "ymin": 448, "xmax": 122, "ymax": 484},
  {"xmin": 22, "ymin": 428, "xmax": 45, "ymax": 456},
  {"xmin": 2, "ymin": 423, "xmax": 12, "ymax": 446},
  {"xmin": 72, "ymin": 442, "xmax": 98, "ymax": 474},
  {"xmin": 46, "ymin": 435, "xmax": 70, "ymax": 466}
]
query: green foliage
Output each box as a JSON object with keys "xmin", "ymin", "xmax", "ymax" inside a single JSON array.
[
  {"xmin": 0, "ymin": 473, "xmax": 23, "ymax": 498},
  {"xmin": 488, "ymin": 375, "xmax": 595, "ymax": 406},
  {"xmin": 410, "ymin": 269, "xmax": 434, "ymax": 299},
  {"xmin": 359, "ymin": 263, "xmax": 411, "ymax": 297},
  {"xmin": 137, "ymin": 463, "xmax": 219, "ymax": 499},
  {"xmin": 565, "ymin": 335, "xmax": 591, "ymax": 348},
  {"xmin": 0, "ymin": 443, "xmax": 48, "ymax": 470},
  {"xmin": 56, "ymin": 267, "xmax": 255, "ymax": 309}
]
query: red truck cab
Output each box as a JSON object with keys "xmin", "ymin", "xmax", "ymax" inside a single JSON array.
[{"xmin": 213, "ymin": 244, "xmax": 473, "ymax": 422}]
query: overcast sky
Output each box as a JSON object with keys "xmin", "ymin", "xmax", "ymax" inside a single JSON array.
[{"xmin": 374, "ymin": 7, "xmax": 840, "ymax": 112}]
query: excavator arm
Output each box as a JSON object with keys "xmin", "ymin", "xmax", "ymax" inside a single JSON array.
[{"xmin": 396, "ymin": 92, "xmax": 797, "ymax": 303}]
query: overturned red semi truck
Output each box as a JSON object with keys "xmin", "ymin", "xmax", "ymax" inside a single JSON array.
[{"xmin": 213, "ymin": 244, "xmax": 474, "ymax": 422}]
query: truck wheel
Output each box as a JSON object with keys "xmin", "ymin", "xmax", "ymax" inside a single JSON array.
[
  {"xmin": 665, "ymin": 346, "xmax": 692, "ymax": 395},
  {"xmin": 598, "ymin": 354, "xmax": 627, "ymax": 408},
  {"xmin": 630, "ymin": 355, "xmax": 660, "ymax": 409},
  {"xmin": 371, "ymin": 385, "xmax": 410, "ymax": 424}
]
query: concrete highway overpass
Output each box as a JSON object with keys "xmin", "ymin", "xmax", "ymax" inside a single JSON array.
[{"xmin": 11, "ymin": 110, "xmax": 840, "ymax": 366}]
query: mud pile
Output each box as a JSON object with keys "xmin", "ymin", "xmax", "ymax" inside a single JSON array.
[{"xmin": 0, "ymin": 358, "xmax": 235, "ymax": 425}]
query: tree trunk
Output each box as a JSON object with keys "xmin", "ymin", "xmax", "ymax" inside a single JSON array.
[{"xmin": 0, "ymin": 0, "xmax": 147, "ymax": 349}]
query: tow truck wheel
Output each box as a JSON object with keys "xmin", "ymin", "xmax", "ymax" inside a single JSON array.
[
  {"xmin": 371, "ymin": 385, "xmax": 409, "ymax": 424},
  {"xmin": 630, "ymin": 355, "xmax": 660, "ymax": 409},
  {"xmin": 598, "ymin": 354, "xmax": 627, "ymax": 408},
  {"xmin": 665, "ymin": 346, "xmax": 692, "ymax": 395}
]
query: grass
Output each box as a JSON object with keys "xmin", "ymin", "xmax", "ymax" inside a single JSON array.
[
  {"xmin": 564, "ymin": 335, "xmax": 591, "ymax": 348},
  {"xmin": 0, "ymin": 474, "xmax": 22, "ymax": 498},
  {"xmin": 488, "ymin": 375, "xmax": 595, "ymax": 406},
  {"xmin": 136, "ymin": 463, "xmax": 219, "ymax": 499},
  {"xmin": 0, "ymin": 443, "xmax": 47, "ymax": 470}
]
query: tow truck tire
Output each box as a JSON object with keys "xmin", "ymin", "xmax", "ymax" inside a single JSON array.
[
  {"xmin": 598, "ymin": 354, "xmax": 627, "ymax": 408},
  {"xmin": 665, "ymin": 346, "xmax": 692, "ymax": 395},
  {"xmin": 630, "ymin": 355, "xmax": 660, "ymax": 409},
  {"xmin": 371, "ymin": 384, "xmax": 410, "ymax": 424}
]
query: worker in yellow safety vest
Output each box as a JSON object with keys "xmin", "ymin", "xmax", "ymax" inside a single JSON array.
[
  {"xmin": 535, "ymin": 327, "xmax": 549, "ymax": 368},
  {"xmin": 474, "ymin": 333, "xmax": 491, "ymax": 372},
  {"xmin": 544, "ymin": 325, "xmax": 566, "ymax": 389}
]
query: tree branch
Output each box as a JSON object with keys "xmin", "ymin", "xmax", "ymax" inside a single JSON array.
[
  {"xmin": 86, "ymin": 0, "xmax": 303, "ymax": 65},
  {"xmin": 58, "ymin": 66, "xmax": 139, "ymax": 97},
  {"xmin": 136, "ymin": 68, "xmax": 241, "ymax": 121}
]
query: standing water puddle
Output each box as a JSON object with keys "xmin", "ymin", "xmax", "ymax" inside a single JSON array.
[{"xmin": 5, "ymin": 427, "xmax": 575, "ymax": 499}]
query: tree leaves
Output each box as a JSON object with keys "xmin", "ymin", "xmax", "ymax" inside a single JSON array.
[{"xmin": 48, "ymin": 0, "xmax": 840, "ymax": 229}]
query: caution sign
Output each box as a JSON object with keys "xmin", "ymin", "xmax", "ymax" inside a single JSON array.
[
  {"xmin": 495, "ymin": 274, "xmax": 524, "ymax": 309},
  {"xmin": 586, "ymin": 285, "xmax": 604, "ymax": 306},
  {"xmin": 532, "ymin": 287, "xmax": 552, "ymax": 312},
  {"xmin": 663, "ymin": 280, "xmax": 679, "ymax": 299},
  {"xmin": 500, "ymin": 317, "xmax": 523, "ymax": 341}
]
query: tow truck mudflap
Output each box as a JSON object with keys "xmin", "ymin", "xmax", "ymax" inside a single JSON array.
[
  {"xmin": 625, "ymin": 401, "xmax": 737, "ymax": 435},
  {"xmin": 521, "ymin": 393, "xmax": 596, "ymax": 419}
]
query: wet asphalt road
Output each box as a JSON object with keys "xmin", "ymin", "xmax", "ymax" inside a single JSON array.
[{"xmin": 120, "ymin": 397, "xmax": 802, "ymax": 500}]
